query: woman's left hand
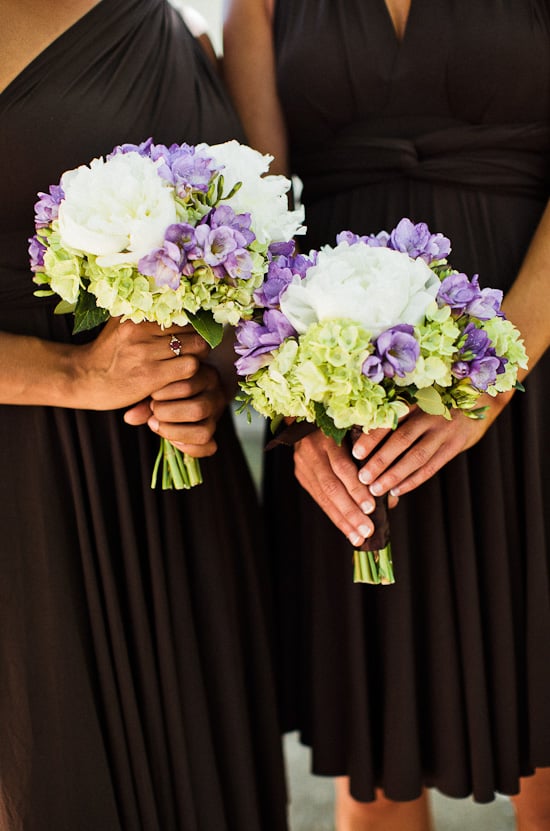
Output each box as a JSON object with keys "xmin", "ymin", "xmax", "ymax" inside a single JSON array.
[
  {"xmin": 352, "ymin": 392, "xmax": 512, "ymax": 497},
  {"xmin": 124, "ymin": 363, "xmax": 226, "ymax": 457}
]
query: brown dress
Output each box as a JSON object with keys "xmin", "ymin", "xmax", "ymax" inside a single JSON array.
[
  {"xmin": 0, "ymin": 2, "xmax": 288, "ymax": 829},
  {"xmin": 265, "ymin": 0, "xmax": 550, "ymax": 803}
]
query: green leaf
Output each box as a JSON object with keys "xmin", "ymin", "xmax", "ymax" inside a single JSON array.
[
  {"xmin": 33, "ymin": 289, "xmax": 55, "ymax": 297},
  {"xmin": 414, "ymin": 386, "xmax": 448, "ymax": 417},
  {"xmin": 313, "ymin": 402, "xmax": 348, "ymax": 445},
  {"xmin": 54, "ymin": 299, "xmax": 77, "ymax": 315},
  {"xmin": 72, "ymin": 291, "xmax": 109, "ymax": 334},
  {"xmin": 186, "ymin": 310, "xmax": 224, "ymax": 348}
]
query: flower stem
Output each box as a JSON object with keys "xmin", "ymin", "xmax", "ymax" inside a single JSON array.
[
  {"xmin": 353, "ymin": 544, "xmax": 394, "ymax": 585},
  {"xmin": 150, "ymin": 438, "xmax": 203, "ymax": 490}
]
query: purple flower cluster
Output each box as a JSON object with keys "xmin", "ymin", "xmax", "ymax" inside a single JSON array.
[
  {"xmin": 233, "ymin": 244, "xmax": 314, "ymax": 375},
  {"xmin": 28, "ymin": 235, "xmax": 47, "ymax": 272},
  {"xmin": 337, "ymin": 218, "xmax": 451, "ymax": 265},
  {"xmin": 254, "ymin": 243, "xmax": 316, "ymax": 308},
  {"xmin": 138, "ymin": 205, "xmax": 256, "ymax": 289},
  {"xmin": 437, "ymin": 273, "xmax": 503, "ymax": 320},
  {"xmin": 235, "ymin": 310, "xmax": 297, "ymax": 375},
  {"xmin": 109, "ymin": 137, "xmax": 219, "ymax": 197},
  {"xmin": 34, "ymin": 184, "xmax": 64, "ymax": 228},
  {"xmin": 452, "ymin": 322, "xmax": 507, "ymax": 391},
  {"xmin": 362, "ymin": 324, "xmax": 420, "ymax": 383}
]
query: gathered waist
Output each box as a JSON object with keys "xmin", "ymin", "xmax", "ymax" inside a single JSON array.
[{"xmin": 293, "ymin": 119, "xmax": 550, "ymax": 202}]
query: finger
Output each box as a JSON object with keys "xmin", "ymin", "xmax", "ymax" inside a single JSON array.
[
  {"xmin": 150, "ymin": 366, "xmax": 220, "ymax": 401},
  {"xmin": 149, "ymin": 414, "xmax": 218, "ymax": 449},
  {"xmin": 385, "ymin": 443, "xmax": 462, "ymax": 496},
  {"xmin": 170, "ymin": 439, "xmax": 218, "ymax": 458},
  {"xmin": 357, "ymin": 417, "xmax": 428, "ymax": 486},
  {"xmin": 294, "ymin": 462, "xmax": 374, "ymax": 546},
  {"xmin": 163, "ymin": 327, "xmax": 210, "ymax": 359},
  {"xmin": 325, "ymin": 447, "xmax": 376, "ymax": 514},
  {"xmin": 151, "ymin": 391, "xmax": 225, "ymax": 425},
  {"xmin": 123, "ymin": 399, "xmax": 153, "ymax": 425},
  {"xmin": 352, "ymin": 426, "xmax": 393, "ymax": 461}
]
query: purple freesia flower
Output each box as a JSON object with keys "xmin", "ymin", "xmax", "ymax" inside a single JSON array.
[
  {"xmin": 223, "ymin": 249, "xmax": 253, "ymax": 281},
  {"xmin": 452, "ymin": 354, "xmax": 502, "ymax": 392},
  {"xmin": 269, "ymin": 241, "xmax": 296, "ymax": 259},
  {"xmin": 138, "ymin": 239, "xmax": 183, "ymax": 289},
  {"xmin": 235, "ymin": 310, "xmax": 296, "ymax": 375},
  {"xmin": 254, "ymin": 248, "xmax": 316, "ymax": 308},
  {"xmin": 361, "ymin": 354, "xmax": 385, "ymax": 384},
  {"xmin": 107, "ymin": 137, "xmax": 154, "ymax": 158},
  {"xmin": 437, "ymin": 272, "xmax": 479, "ymax": 313},
  {"xmin": 464, "ymin": 280, "xmax": 503, "ymax": 320},
  {"xmin": 34, "ymin": 185, "xmax": 64, "ymax": 228},
  {"xmin": 209, "ymin": 205, "xmax": 255, "ymax": 247},
  {"xmin": 389, "ymin": 218, "xmax": 451, "ymax": 263},
  {"xmin": 167, "ymin": 145, "xmax": 216, "ymax": 194},
  {"xmin": 372, "ymin": 324, "xmax": 420, "ymax": 378},
  {"xmin": 254, "ymin": 262, "xmax": 295, "ymax": 308},
  {"xmin": 451, "ymin": 322, "xmax": 506, "ymax": 390},
  {"xmin": 194, "ymin": 224, "xmax": 239, "ymax": 266},
  {"xmin": 28, "ymin": 235, "xmax": 47, "ymax": 272},
  {"xmin": 459, "ymin": 322, "xmax": 492, "ymax": 360}
]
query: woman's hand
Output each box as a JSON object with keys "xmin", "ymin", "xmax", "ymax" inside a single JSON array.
[
  {"xmin": 352, "ymin": 393, "xmax": 513, "ymax": 497},
  {"xmin": 124, "ymin": 363, "xmax": 226, "ymax": 457},
  {"xmin": 72, "ymin": 319, "xmax": 210, "ymax": 411},
  {"xmin": 293, "ymin": 430, "xmax": 382, "ymax": 547}
]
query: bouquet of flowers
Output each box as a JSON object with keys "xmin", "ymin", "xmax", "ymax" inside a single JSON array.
[
  {"xmin": 235, "ymin": 219, "xmax": 528, "ymax": 584},
  {"xmin": 29, "ymin": 138, "xmax": 304, "ymax": 489}
]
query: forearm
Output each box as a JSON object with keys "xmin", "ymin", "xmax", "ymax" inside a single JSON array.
[
  {"xmin": 0, "ymin": 331, "xmax": 80, "ymax": 407},
  {"xmin": 501, "ymin": 200, "xmax": 550, "ymax": 378},
  {"xmin": 223, "ymin": 0, "xmax": 289, "ymax": 174}
]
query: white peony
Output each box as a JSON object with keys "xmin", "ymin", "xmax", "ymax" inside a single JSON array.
[
  {"xmin": 57, "ymin": 152, "xmax": 177, "ymax": 267},
  {"xmin": 280, "ymin": 241, "xmax": 440, "ymax": 337},
  {"xmin": 204, "ymin": 140, "xmax": 305, "ymax": 245}
]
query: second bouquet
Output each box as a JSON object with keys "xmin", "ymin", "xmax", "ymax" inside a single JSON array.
[
  {"xmin": 29, "ymin": 138, "xmax": 304, "ymax": 489},
  {"xmin": 235, "ymin": 219, "xmax": 528, "ymax": 584}
]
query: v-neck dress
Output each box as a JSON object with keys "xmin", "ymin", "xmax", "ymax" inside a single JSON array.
[
  {"xmin": 0, "ymin": 2, "xmax": 288, "ymax": 829},
  {"xmin": 265, "ymin": 0, "xmax": 550, "ymax": 803}
]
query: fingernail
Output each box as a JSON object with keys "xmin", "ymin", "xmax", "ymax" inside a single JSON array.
[
  {"xmin": 361, "ymin": 501, "xmax": 374, "ymax": 514},
  {"xmin": 369, "ymin": 482, "xmax": 383, "ymax": 496},
  {"xmin": 352, "ymin": 445, "xmax": 366, "ymax": 460},
  {"xmin": 359, "ymin": 524, "xmax": 372, "ymax": 538},
  {"xmin": 359, "ymin": 469, "xmax": 372, "ymax": 485},
  {"xmin": 349, "ymin": 532, "xmax": 362, "ymax": 546},
  {"xmin": 148, "ymin": 417, "xmax": 159, "ymax": 432},
  {"xmin": 390, "ymin": 487, "xmax": 400, "ymax": 497}
]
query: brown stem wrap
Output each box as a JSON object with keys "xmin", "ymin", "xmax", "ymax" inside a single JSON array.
[{"xmin": 348, "ymin": 425, "xmax": 391, "ymax": 553}]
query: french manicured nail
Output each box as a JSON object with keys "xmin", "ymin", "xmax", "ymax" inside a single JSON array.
[
  {"xmin": 359, "ymin": 469, "xmax": 372, "ymax": 485},
  {"xmin": 369, "ymin": 482, "xmax": 383, "ymax": 496},
  {"xmin": 349, "ymin": 532, "xmax": 363, "ymax": 546},
  {"xmin": 148, "ymin": 417, "xmax": 160, "ymax": 432},
  {"xmin": 361, "ymin": 501, "xmax": 374, "ymax": 514},
  {"xmin": 352, "ymin": 445, "xmax": 366, "ymax": 460},
  {"xmin": 390, "ymin": 487, "xmax": 400, "ymax": 497},
  {"xmin": 359, "ymin": 524, "xmax": 372, "ymax": 538}
]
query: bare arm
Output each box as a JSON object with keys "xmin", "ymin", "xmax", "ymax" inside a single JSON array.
[
  {"xmin": 223, "ymin": 0, "xmax": 289, "ymax": 174},
  {"xmin": 0, "ymin": 319, "xmax": 211, "ymax": 409}
]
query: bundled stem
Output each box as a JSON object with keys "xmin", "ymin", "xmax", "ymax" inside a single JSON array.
[{"xmin": 151, "ymin": 438, "xmax": 203, "ymax": 490}]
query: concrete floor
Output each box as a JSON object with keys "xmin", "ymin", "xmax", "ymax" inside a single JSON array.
[{"xmin": 284, "ymin": 732, "xmax": 516, "ymax": 831}]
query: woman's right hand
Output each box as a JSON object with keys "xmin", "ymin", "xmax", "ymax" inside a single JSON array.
[{"xmin": 71, "ymin": 319, "xmax": 210, "ymax": 410}]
